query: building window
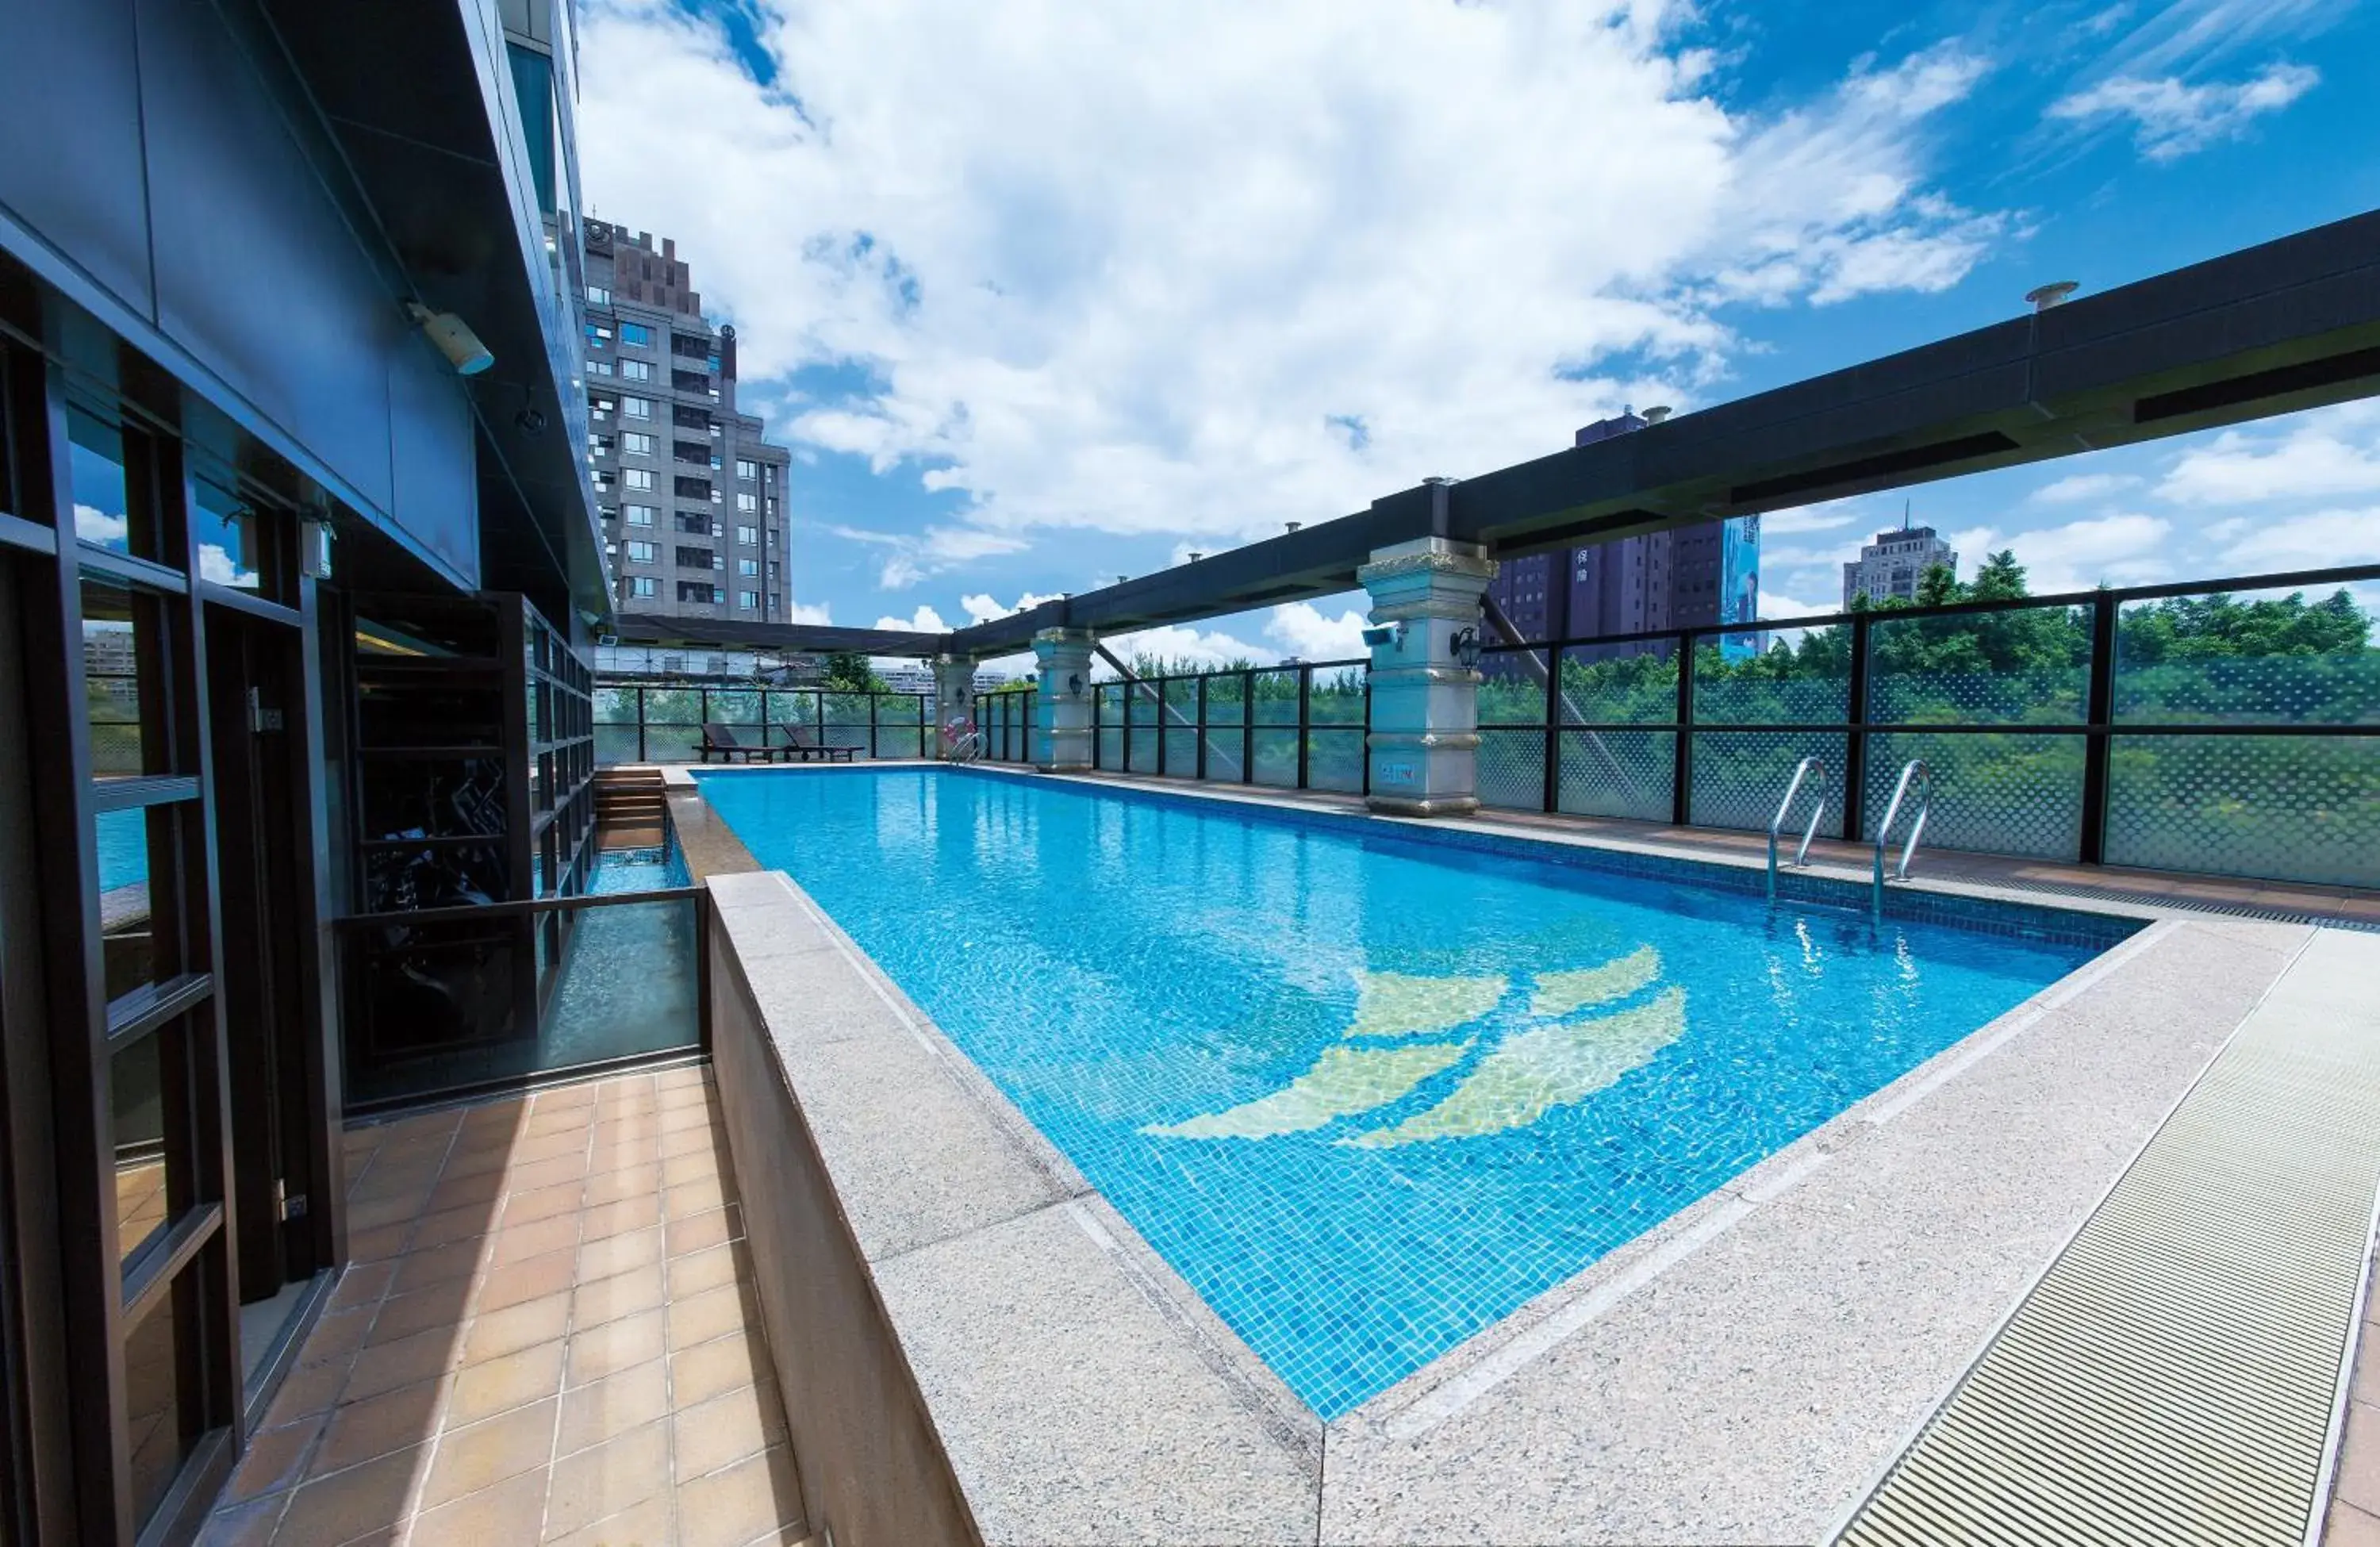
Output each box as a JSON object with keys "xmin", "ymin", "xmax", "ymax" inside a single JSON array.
[
  {"xmin": 676, "ymin": 546, "xmax": 714, "ymax": 569},
  {"xmin": 625, "ymin": 539, "xmax": 658, "ymax": 563},
  {"xmin": 620, "ymin": 396, "xmax": 651, "ymax": 420},
  {"xmin": 591, "ymin": 470, "xmax": 614, "ymax": 490},
  {"xmin": 586, "ymin": 284, "xmax": 612, "ymax": 305},
  {"xmin": 735, "ymin": 459, "xmax": 758, "ymax": 481},
  {"xmin": 620, "ymin": 322, "xmax": 654, "ymax": 347},
  {"xmin": 624, "ymin": 504, "xmax": 657, "ymax": 527},
  {"xmin": 735, "ymin": 524, "xmax": 758, "ymax": 546},
  {"xmin": 623, "ymin": 468, "xmax": 654, "ymax": 491},
  {"xmin": 629, "ymin": 576, "xmax": 658, "ymax": 599},
  {"xmin": 620, "ymin": 432, "xmax": 654, "ymax": 457},
  {"xmin": 586, "ymin": 359, "xmax": 612, "ymax": 376},
  {"xmin": 584, "ymin": 322, "xmax": 611, "ymax": 345},
  {"xmin": 738, "ymin": 590, "xmax": 760, "ymax": 610},
  {"xmin": 735, "ymin": 493, "xmax": 757, "ymax": 513},
  {"xmin": 738, "ymin": 558, "xmax": 758, "ymax": 577},
  {"xmin": 620, "ymin": 359, "xmax": 651, "ymax": 382},
  {"xmin": 678, "ymin": 582, "xmax": 717, "ymax": 605}
]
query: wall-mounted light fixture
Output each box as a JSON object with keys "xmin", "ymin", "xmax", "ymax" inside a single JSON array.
[
  {"xmin": 405, "ymin": 301, "xmax": 493, "ymax": 375},
  {"xmin": 300, "ymin": 516, "xmax": 335, "ymax": 580},
  {"xmin": 1451, "ymin": 625, "xmax": 1483, "ymax": 672}
]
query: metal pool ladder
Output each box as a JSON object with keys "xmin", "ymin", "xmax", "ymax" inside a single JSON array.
[
  {"xmin": 1767, "ymin": 756, "xmax": 1828, "ymax": 900},
  {"xmin": 1871, "ymin": 758, "xmax": 1931, "ymax": 915},
  {"xmin": 948, "ymin": 729, "xmax": 987, "ymax": 764}
]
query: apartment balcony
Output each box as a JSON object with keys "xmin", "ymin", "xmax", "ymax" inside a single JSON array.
[{"xmin": 202, "ymin": 1068, "xmax": 809, "ymax": 1545}]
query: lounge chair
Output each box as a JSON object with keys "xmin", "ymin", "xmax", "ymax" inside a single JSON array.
[
  {"xmin": 695, "ymin": 723, "xmax": 781, "ymax": 763},
  {"xmin": 776, "ymin": 726, "xmax": 858, "ymax": 763}
]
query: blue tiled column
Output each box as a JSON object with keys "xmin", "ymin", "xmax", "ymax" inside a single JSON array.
[
  {"xmin": 1359, "ymin": 536, "xmax": 1496, "ymax": 816},
  {"xmin": 1032, "ymin": 628, "xmax": 1096, "ymax": 772}
]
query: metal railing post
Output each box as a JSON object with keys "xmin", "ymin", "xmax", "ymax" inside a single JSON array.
[
  {"xmin": 1157, "ymin": 677, "xmax": 1169, "ymax": 777},
  {"xmin": 1541, "ymin": 642, "xmax": 1560, "ymax": 813},
  {"xmin": 1362, "ymin": 670, "xmax": 1372, "ymax": 797},
  {"xmin": 1196, "ymin": 674, "xmax": 1208, "ymax": 780},
  {"xmin": 1672, "ymin": 632, "xmax": 1694, "ymax": 827},
  {"xmin": 1296, "ymin": 665, "xmax": 1312, "ymax": 789},
  {"xmin": 2079, "ymin": 589, "xmax": 2119, "ymax": 864},
  {"xmin": 635, "ymin": 685, "xmax": 646, "ymax": 763},
  {"xmin": 1242, "ymin": 670, "xmax": 1254, "ymax": 784},
  {"xmin": 1843, "ymin": 612, "xmax": 1871, "ymax": 843}
]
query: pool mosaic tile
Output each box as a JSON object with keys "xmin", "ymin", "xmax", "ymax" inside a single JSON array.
[{"xmin": 693, "ymin": 766, "xmax": 2124, "ymax": 1417}]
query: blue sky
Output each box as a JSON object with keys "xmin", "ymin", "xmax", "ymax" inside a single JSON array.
[{"xmin": 575, "ymin": 0, "xmax": 2380, "ymax": 666}]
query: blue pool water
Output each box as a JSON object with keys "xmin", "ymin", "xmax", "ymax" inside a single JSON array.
[{"xmin": 696, "ymin": 767, "xmax": 2119, "ymax": 1418}]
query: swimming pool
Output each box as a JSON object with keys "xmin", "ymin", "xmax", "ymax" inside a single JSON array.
[{"xmin": 696, "ymin": 766, "xmax": 2129, "ymax": 1418}]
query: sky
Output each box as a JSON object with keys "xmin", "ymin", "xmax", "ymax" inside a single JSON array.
[{"xmin": 572, "ymin": 0, "xmax": 2380, "ymax": 670}]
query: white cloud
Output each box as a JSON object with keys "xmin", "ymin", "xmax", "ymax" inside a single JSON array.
[
  {"xmin": 2211, "ymin": 506, "xmax": 2380, "ymax": 574},
  {"xmin": 784, "ymin": 599, "xmax": 834, "ymax": 625},
  {"xmin": 580, "ymin": 3, "xmax": 2010, "ymax": 578},
  {"xmin": 1749, "ymin": 583, "xmax": 1833, "ymax": 620},
  {"xmin": 959, "ymin": 589, "xmax": 1064, "ymax": 624},
  {"xmin": 1100, "ymin": 621, "xmax": 1269, "ymax": 672},
  {"xmin": 1264, "ymin": 600, "xmax": 1370, "ymax": 662},
  {"xmin": 75, "ymin": 505, "xmax": 128, "ymax": 546},
  {"xmin": 198, "ymin": 543, "xmax": 260, "ymax": 588},
  {"xmin": 2030, "ymin": 471, "xmax": 2141, "ymax": 504},
  {"xmin": 873, "ymin": 604, "xmax": 952, "ymax": 631},
  {"xmin": 2156, "ymin": 401, "xmax": 2380, "ymax": 505},
  {"xmin": 1953, "ymin": 513, "xmax": 2175, "ymax": 593},
  {"xmin": 2046, "ymin": 62, "xmax": 2318, "ymax": 161}
]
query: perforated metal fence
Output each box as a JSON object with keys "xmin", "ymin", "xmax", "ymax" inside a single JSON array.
[
  {"xmin": 590, "ymin": 683, "xmax": 928, "ymax": 762},
  {"xmin": 1081, "ymin": 660, "xmax": 1372, "ymax": 796}
]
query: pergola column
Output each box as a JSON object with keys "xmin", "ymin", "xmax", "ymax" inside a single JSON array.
[
  {"xmin": 1359, "ymin": 536, "xmax": 1497, "ymax": 816},
  {"xmin": 1031, "ymin": 627, "xmax": 1096, "ymax": 773},
  {"xmin": 931, "ymin": 654, "xmax": 976, "ymax": 758}
]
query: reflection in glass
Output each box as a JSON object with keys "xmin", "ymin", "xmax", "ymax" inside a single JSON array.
[
  {"xmin": 123, "ymin": 1272, "xmax": 198, "ymax": 1531},
  {"xmin": 112, "ymin": 1026, "xmax": 183, "ymax": 1268},
  {"xmin": 97, "ymin": 806, "xmax": 182, "ymax": 1000},
  {"xmin": 67, "ymin": 407, "xmax": 153, "ymax": 559},
  {"xmin": 83, "ymin": 573, "xmax": 170, "ymax": 777},
  {"xmin": 190, "ymin": 481, "xmax": 266, "ymax": 592}
]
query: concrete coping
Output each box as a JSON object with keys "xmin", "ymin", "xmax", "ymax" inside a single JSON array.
[{"xmin": 696, "ymin": 770, "xmax": 2370, "ymax": 1545}]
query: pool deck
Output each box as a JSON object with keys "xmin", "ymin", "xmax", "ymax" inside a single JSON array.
[{"xmin": 658, "ymin": 759, "xmax": 2380, "ymax": 1543}]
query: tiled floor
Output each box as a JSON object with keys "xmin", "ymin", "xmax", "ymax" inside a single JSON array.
[{"xmin": 202, "ymin": 1065, "xmax": 808, "ymax": 1547}]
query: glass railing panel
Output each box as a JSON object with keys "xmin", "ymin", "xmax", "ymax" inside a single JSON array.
[
  {"xmin": 1868, "ymin": 605, "xmax": 2090, "ymax": 726},
  {"xmin": 340, "ymin": 892, "xmax": 703, "ymax": 1109},
  {"xmin": 822, "ymin": 693, "xmax": 872, "ymax": 751},
  {"xmin": 707, "ymin": 689, "xmax": 761, "ymax": 727},
  {"xmin": 1476, "ymin": 728, "xmax": 1545, "ymax": 810},
  {"xmin": 1307, "ymin": 728, "xmax": 1365, "ymax": 793},
  {"xmin": 1162, "ymin": 728, "xmax": 1197, "ymax": 774},
  {"xmin": 1308, "ymin": 666, "xmax": 1367, "ymax": 727},
  {"xmin": 1691, "ymin": 625, "xmax": 1849, "ymax": 726},
  {"xmin": 1128, "ymin": 728, "xmax": 1158, "ymax": 770},
  {"xmin": 594, "ymin": 726, "xmax": 643, "ymax": 766},
  {"xmin": 1557, "ymin": 729, "xmax": 1676, "ymax": 821},
  {"xmin": 1558, "ymin": 639, "xmax": 1678, "ymax": 725},
  {"xmin": 2114, "ymin": 583, "xmax": 2380, "ymax": 726},
  {"xmin": 1200, "ymin": 730, "xmax": 1246, "ymax": 781},
  {"xmin": 1203, "ymin": 674, "xmax": 1246, "ymax": 727},
  {"xmin": 1861, "ymin": 730, "xmax": 2086, "ymax": 860},
  {"xmin": 1687, "ymin": 730, "xmax": 1850, "ymax": 835},
  {"xmin": 1251, "ymin": 671, "xmax": 1300, "ymax": 727},
  {"xmin": 1251, "ymin": 728, "xmax": 1299, "ymax": 786},
  {"xmin": 2105, "ymin": 733, "xmax": 2380, "ymax": 888}
]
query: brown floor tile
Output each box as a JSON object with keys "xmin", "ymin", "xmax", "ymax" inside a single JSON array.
[
  {"xmin": 488, "ymin": 1212, "xmax": 585, "ymax": 1270},
  {"xmin": 444, "ymin": 1338, "xmax": 567, "ymax": 1429},
  {"xmin": 666, "ymin": 1284, "xmax": 760, "ymax": 1354},
  {"xmin": 574, "ymin": 1261, "xmax": 667, "ymax": 1330},
  {"xmin": 567, "ymin": 1307, "xmax": 667, "ymax": 1388},
  {"xmin": 651, "ymin": 1065, "xmax": 710, "ymax": 1093},
  {"xmin": 263, "ymin": 1355, "xmax": 352, "ymax": 1429},
  {"xmin": 511, "ymin": 1127, "xmax": 597, "ymax": 1166},
  {"xmin": 440, "ymin": 1139, "xmax": 519, "ymax": 1184},
  {"xmin": 461, "ymin": 1291, "xmax": 574, "ymax": 1367},
  {"xmin": 408, "ymin": 1460, "xmax": 549, "ymax": 1545},
  {"xmin": 658, "ymin": 1150, "xmax": 720, "ymax": 1191},
  {"xmin": 2332, "ymin": 1502, "xmax": 2380, "ymax": 1547},
  {"xmin": 2343, "ymin": 1400, "xmax": 2380, "ymax": 1516},
  {"xmin": 584, "ymin": 1163, "xmax": 664, "ymax": 1209},
  {"xmin": 669, "ymin": 1330, "xmax": 766, "ymax": 1410},
  {"xmin": 423, "ymin": 1168, "xmax": 509, "ymax": 1216},
  {"xmin": 344, "ymin": 1191, "xmax": 435, "ymax": 1237},
  {"xmin": 347, "ymin": 1161, "xmax": 443, "ymax": 1209},
  {"xmin": 347, "ymin": 1223, "xmax": 412, "ymax": 1265},
  {"xmin": 666, "ymin": 1207, "xmax": 743, "ymax": 1261},
  {"xmin": 580, "ymin": 1226, "xmax": 666, "ymax": 1283},
  {"xmin": 344, "ymin": 1323, "xmax": 460, "ymax": 1404},
  {"xmin": 502, "ymin": 1178, "xmax": 589, "ymax": 1230},
  {"xmin": 328, "ymin": 1261, "xmax": 399, "ymax": 1312},
  {"xmin": 478, "ymin": 1246, "xmax": 581, "ymax": 1315},
  {"xmin": 366, "ymin": 1284, "xmax": 471, "ymax": 1349},
  {"xmin": 195, "ymin": 1491, "xmax": 286, "ymax": 1547},
  {"xmin": 412, "ymin": 1202, "xmax": 499, "ymax": 1254},
  {"xmin": 274, "ymin": 1441, "xmax": 426, "ymax": 1545},
  {"xmin": 589, "ymin": 1138, "xmax": 669, "ymax": 1179},
  {"xmin": 654, "ymin": 1079, "xmax": 712, "ymax": 1109},
  {"xmin": 392, "ymin": 1236, "xmax": 489, "ymax": 1297},
  {"xmin": 535, "ymin": 1081, "xmax": 603, "ymax": 1111},
  {"xmin": 542, "ymin": 1491, "xmax": 674, "ymax": 1547},
  {"xmin": 661, "ymin": 1174, "xmax": 735, "ymax": 1221},
  {"xmin": 298, "ymin": 1307, "xmax": 375, "ymax": 1369},
  {"xmin": 416, "ymin": 1395, "xmax": 558, "ymax": 1511},
  {"xmin": 674, "ymin": 1445, "xmax": 804, "ymax": 1547},
  {"xmin": 310, "ymin": 1380, "xmax": 447, "ymax": 1477},
  {"xmin": 667, "ymin": 1243, "xmax": 751, "ymax": 1301},
  {"xmin": 543, "ymin": 1418, "xmax": 672, "ymax": 1538},
  {"xmin": 506, "ymin": 1150, "xmax": 594, "ymax": 1195},
  {"xmin": 670, "ymin": 1379, "xmax": 785, "ymax": 1483},
  {"xmin": 556, "ymin": 1358, "xmax": 670, "ymax": 1457},
  {"xmin": 591, "ymin": 1115, "xmax": 666, "ymax": 1149},
  {"xmin": 225, "ymin": 1415, "xmax": 318, "ymax": 1501},
  {"xmin": 657, "ymin": 1125, "xmax": 724, "ymax": 1162},
  {"xmin": 582, "ymin": 1194, "xmax": 664, "ymax": 1243}
]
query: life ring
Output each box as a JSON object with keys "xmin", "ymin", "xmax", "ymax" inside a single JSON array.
[{"xmin": 939, "ymin": 715, "xmax": 978, "ymax": 749}]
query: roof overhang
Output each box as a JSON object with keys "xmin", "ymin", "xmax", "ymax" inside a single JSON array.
[{"xmin": 611, "ymin": 612, "xmax": 946, "ymax": 658}]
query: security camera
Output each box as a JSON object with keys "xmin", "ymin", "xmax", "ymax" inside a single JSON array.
[
  {"xmin": 1360, "ymin": 622, "xmax": 1405, "ymax": 649},
  {"xmin": 515, "ymin": 405, "xmax": 547, "ymax": 435},
  {"xmin": 405, "ymin": 302, "xmax": 493, "ymax": 376}
]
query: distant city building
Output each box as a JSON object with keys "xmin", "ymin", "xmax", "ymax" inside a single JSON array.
[
  {"xmin": 1484, "ymin": 410, "xmax": 1761, "ymax": 649},
  {"xmin": 1842, "ymin": 525, "xmax": 1958, "ymax": 609},
  {"xmin": 880, "ymin": 662, "xmax": 1015, "ymax": 697},
  {"xmin": 582, "ymin": 221, "xmax": 793, "ymax": 622}
]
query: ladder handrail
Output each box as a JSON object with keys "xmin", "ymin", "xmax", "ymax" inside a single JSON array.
[
  {"xmin": 946, "ymin": 730, "xmax": 987, "ymax": 764},
  {"xmin": 1871, "ymin": 758, "xmax": 1931, "ymax": 911},
  {"xmin": 1767, "ymin": 756, "xmax": 1828, "ymax": 900}
]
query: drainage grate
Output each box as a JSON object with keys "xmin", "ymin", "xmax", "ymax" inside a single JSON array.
[
  {"xmin": 1836, "ymin": 930, "xmax": 2380, "ymax": 1547},
  {"xmin": 1988, "ymin": 877, "xmax": 2380, "ymax": 934}
]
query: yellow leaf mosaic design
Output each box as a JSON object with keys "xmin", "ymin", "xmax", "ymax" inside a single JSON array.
[
  {"xmin": 1347, "ymin": 971, "xmax": 1507, "ymax": 1039},
  {"xmin": 1142, "ymin": 1042, "xmax": 1472, "ymax": 1139},
  {"xmin": 1528, "ymin": 946, "xmax": 1660, "ymax": 1019},
  {"xmin": 1342, "ymin": 988, "xmax": 1687, "ymax": 1148}
]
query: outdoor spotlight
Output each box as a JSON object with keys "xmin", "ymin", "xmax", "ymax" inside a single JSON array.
[
  {"xmin": 2025, "ymin": 281, "xmax": 2079, "ymax": 313},
  {"xmin": 405, "ymin": 301, "xmax": 493, "ymax": 375},
  {"xmin": 1452, "ymin": 625, "xmax": 1483, "ymax": 672},
  {"xmin": 1359, "ymin": 621, "xmax": 1406, "ymax": 651}
]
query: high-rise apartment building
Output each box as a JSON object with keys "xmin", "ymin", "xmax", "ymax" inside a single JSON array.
[
  {"xmin": 1485, "ymin": 411, "xmax": 1760, "ymax": 644},
  {"xmin": 582, "ymin": 221, "xmax": 793, "ymax": 621},
  {"xmin": 1842, "ymin": 524, "xmax": 1958, "ymax": 608}
]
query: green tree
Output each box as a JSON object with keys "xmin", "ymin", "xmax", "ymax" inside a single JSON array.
[{"xmin": 820, "ymin": 651, "xmax": 889, "ymax": 693}]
